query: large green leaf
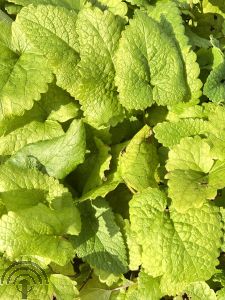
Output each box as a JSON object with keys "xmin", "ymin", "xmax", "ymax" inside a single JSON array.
[
  {"xmin": 0, "ymin": 203, "xmax": 78, "ymax": 265},
  {"xmin": 15, "ymin": 5, "xmax": 79, "ymax": 95},
  {"xmin": 203, "ymin": 60, "xmax": 225, "ymax": 103},
  {"xmin": 166, "ymin": 136, "xmax": 224, "ymax": 211},
  {"xmin": 48, "ymin": 274, "xmax": 79, "ymax": 300},
  {"xmin": 129, "ymin": 188, "xmax": 222, "ymax": 295},
  {"xmin": 147, "ymin": 0, "xmax": 202, "ymax": 102},
  {"xmin": 74, "ymin": 8, "xmax": 124, "ymax": 127},
  {"xmin": 154, "ymin": 118, "xmax": 208, "ymax": 147},
  {"xmin": 115, "ymin": 11, "xmax": 187, "ymax": 110},
  {"xmin": 0, "ymin": 120, "xmax": 64, "ymax": 156},
  {"xmin": 71, "ymin": 198, "xmax": 128, "ymax": 275},
  {"xmin": 0, "ymin": 41, "xmax": 52, "ymax": 121},
  {"xmin": 0, "ymin": 163, "xmax": 72, "ymax": 208},
  {"xmin": 9, "ymin": 120, "xmax": 86, "ymax": 179}
]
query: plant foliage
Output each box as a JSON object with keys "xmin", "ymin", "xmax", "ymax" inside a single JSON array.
[{"xmin": 0, "ymin": 0, "xmax": 225, "ymax": 299}]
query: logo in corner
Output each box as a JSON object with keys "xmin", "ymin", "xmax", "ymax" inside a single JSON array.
[{"xmin": 1, "ymin": 261, "xmax": 49, "ymax": 299}]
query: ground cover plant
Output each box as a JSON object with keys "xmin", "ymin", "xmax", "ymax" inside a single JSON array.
[{"xmin": 1, "ymin": 0, "xmax": 225, "ymax": 299}]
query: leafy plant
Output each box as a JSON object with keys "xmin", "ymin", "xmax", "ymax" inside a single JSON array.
[{"xmin": 0, "ymin": 0, "xmax": 225, "ymax": 299}]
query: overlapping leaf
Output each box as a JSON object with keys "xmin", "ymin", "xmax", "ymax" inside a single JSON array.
[
  {"xmin": 0, "ymin": 12, "xmax": 53, "ymax": 121},
  {"xmin": 0, "ymin": 0, "xmax": 223, "ymax": 299},
  {"xmin": 0, "ymin": 203, "xmax": 79, "ymax": 265},
  {"xmin": 9, "ymin": 119, "xmax": 86, "ymax": 179},
  {"xmin": 166, "ymin": 136, "xmax": 225, "ymax": 211},
  {"xmin": 0, "ymin": 120, "xmax": 64, "ymax": 156},
  {"xmin": 129, "ymin": 188, "xmax": 222, "ymax": 294},
  {"xmin": 71, "ymin": 198, "xmax": 128, "ymax": 275},
  {"xmin": 204, "ymin": 60, "xmax": 225, "ymax": 103},
  {"xmin": 119, "ymin": 125, "xmax": 159, "ymax": 192},
  {"xmin": 147, "ymin": 0, "xmax": 202, "ymax": 102},
  {"xmin": 15, "ymin": 5, "xmax": 80, "ymax": 95},
  {"xmin": 74, "ymin": 8, "xmax": 124, "ymax": 127},
  {"xmin": 115, "ymin": 11, "xmax": 187, "ymax": 110},
  {"xmin": 89, "ymin": 0, "xmax": 127, "ymax": 17},
  {"xmin": 154, "ymin": 118, "xmax": 208, "ymax": 147}
]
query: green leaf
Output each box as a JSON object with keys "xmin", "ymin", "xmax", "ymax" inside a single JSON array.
[
  {"xmin": 50, "ymin": 262, "xmax": 75, "ymax": 277},
  {"xmin": 76, "ymin": 139, "xmax": 125, "ymax": 201},
  {"xmin": 207, "ymin": 128, "xmax": 225, "ymax": 161},
  {"xmin": 185, "ymin": 26, "xmax": 211, "ymax": 49},
  {"xmin": 0, "ymin": 162, "xmax": 82, "ymax": 244},
  {"xmin": 0, "ymin": 120, "xmax": 64, "ymax": 156},
  {"xmin": 203, "ymin": 0, "xmax": 225, "ymax": 18},
  {"xmin": 0, "ymin": 41, "xmax": 53, "ymax": 121},
  {"xmin": 0, "ymin": 257, "xmax": 22, "ymax": 299},
  {"xmin": 166, "ymin": 136, "xmax": 218, "ymax": 211},
  {"xmin": 8, "ymin": 0, "xmax": 81, "ymax": 10},
  {"xmin": 84, "ymin": 138, "xmax": 111, "ymax": 193},
  {"xmin": 217, "ymin": 288, "xmax": 225, "ymax": 300},
  {"xmin": 145, "ymin": 105, "xmax": 168, "ymax": 127},
  {"xmin": 166, "ymin": 136, "xmax": 214, "ymax": 173},
  {"xmin": 124, "ymin": 220, "xmax": 141, "ymax": 271},
  {"xmin": 1, "ymin": 82, "xmax": 80, "ymax": 129},
  {"xmin": 0, "ymin": 281, "xmax": 21, "ymax": 298},
  {"xmin": 0, "ymin": 163, "xmax": 73, "ymax": 208},
  {"xmin": 0, "ymin": 203, "xmax": 77, "ymax": 265},
  {"xmin": 119, "ymin": 125, "xmax": 159, "ymax": 192},
  {"xmin": 147, "ymin": 0, "xmax": 202, "ymax": 102},
  {"xmin": 78, "ymin": 273, "xmax": 122, "ymax": 300},
  {"xmin": 0, "ymin": 103, "xmax": 45, "ymax": 137},
  {"xmin": 79, "ymin": 175, "xmax": 121, "ymax": 202},
  {"xmin": 154, "ymin": 118, "xmax": 208, "ymax": 147},
  {"xmin": 5, "ymin": 3, "xmax": 22, "ymax": 16},
  {"xmin": 204, "ymin": 60, "xmax": 225, "ymax": 103},
  {"xmin": 129, "ymin": 187, "xmax": 222, "ymax": 295},
  {"xmin": 77, "ymin": 140, "xmax": 125, "ymax": 202},
  {"xmin": 0, "ymin": 0, "xmax": 224, "ymax": 297},
  {"xmin": 94, "ymin": 268, "xmax": 121, "ymax": 287},
  {"xmin": 71, "ymin": 198, "xmax": 128, "ymax": 275},
  {"xmin": 106, "ymin": 184, "xmax": 132, "ymax": 219},
  {"xmin": 126, "ymin": 270, "xmax": 162, "ymax": 300},
  {"xmin": 211, "ymin": 42, "xmax": 224, "ymax": 69},
  {"xmin": 0, "ymin": 257, "xmax": 78, "ymax": 300},
  {"xmin": 76, "ymin": 137, "xmax": 112, "ymax": 194},
  {"xmin": 205, "ymin": 103, "xmax": 225, "ymax": 130},
  {"xmin": 0, "ymin": 9, "xmax": 13, "ymax": 48},
  {"xmin": 49, "ymin": 274, "xmax": 79, "ymax": 300},
  {"xmin": 115, "ymin": 11, "xmax": 187, "ymax": 110},
  {"xmin": 89, "ymin": 0, "xmax": 127, "ymax": 17},
  {"xmin": 38, "ymin": 83, "xmax": 81, "ymax": 123},
  {"xmin": 15, "ymin": 4, "xmax": 80, "ymax": 95},
  {"xmin": 167, "ymin": 103, "xmax": 204, "ymax": 122},
  {"xmin": 110, "ymin": 116, "xmax": 142, "ymax": 145},
  {"xmin": 209, "ymin": 160, "xmax": 225, "ymax": 191},
  {"xmin": 167, "ymin": 169, "xmax": 217, "ymax": 212},
  {"xmin": 9, "ymin": 119, "xmax": 86, "ymax": 179},
  {"xmin": 124, "ymin": 0, "xmax": 150, "ymax": 7},
  {"xmin": 182, "ymin": 281, "xmax": 217, "ymax": 300},
  {"xmin": 74, "ymin": 8, "xmax": 124, "ymax": 128},
  {"xmin": 193, "ymin": 3, "xmax": 224, "ymax": 39}
]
